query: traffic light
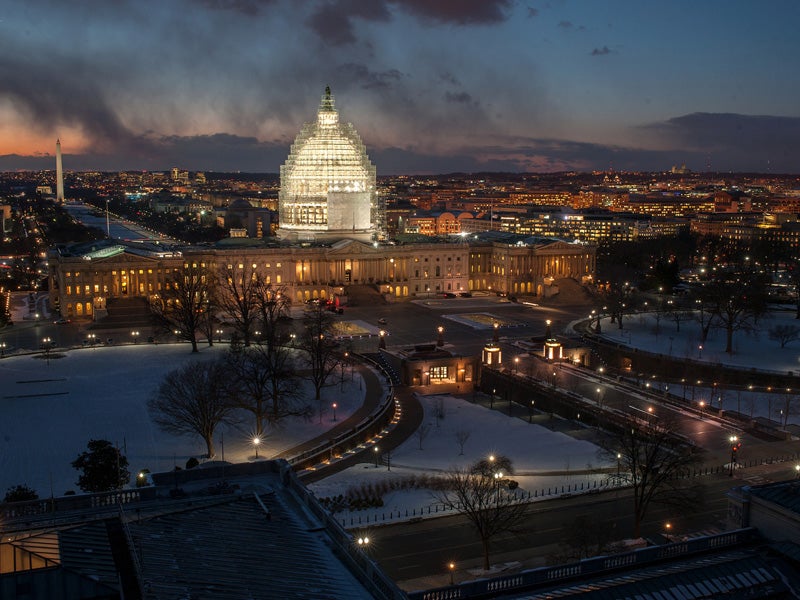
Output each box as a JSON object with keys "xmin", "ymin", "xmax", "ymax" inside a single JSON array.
[{"xmin": 731, "ymin": 442, "xmax": 741, "ymax": 462}]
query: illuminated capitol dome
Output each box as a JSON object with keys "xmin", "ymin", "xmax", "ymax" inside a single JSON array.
[{"xmin": 278, "ymin": 86, "xmax": 382, "ymax": 243}]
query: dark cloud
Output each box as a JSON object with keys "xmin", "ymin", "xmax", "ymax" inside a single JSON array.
[
  {"xmin": 591, "ymin": 46, "xmax": 610, "ymax": 56},
  {"xmin": 0, "ymin": 134, "xmax": 290, "ymax": 173},
  {"xmin": 0, "ymin": 39, "xmax": 145, "ymax": 156},
  {"xmin": 527, "ymin": 7, "xmax": 539, "ymax": 18},
  {"xmin": 389, "ymin": 0, "xmax": 513, "ymax": 25},
  {"xmin": 444, "ymin": 91, "xmax": 475, "ymax": 105},
  {"xmin": 192, "ymin": 0, "xmax": 277, "ymax": 16},
  {"xmin": 558, "ymin": 20, "xmax": 573, "ymax": 29},
  {"xmin": 641, "ymin": 113, "xmax": 800, "ymax": 172},
  {"xmin": 306, "ymin": 0, "xmax": 391, "ymax": 46},
  {"xmin": 336, "ymin": 63, "xmax": 405, "ymax": 90},
  {"xmin": 438, "ymin": 72, "xmax": 462, "ymax": 86}
]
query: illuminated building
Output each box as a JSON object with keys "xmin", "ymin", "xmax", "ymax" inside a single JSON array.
[{"xmin": 277, "ymin": 87, "xmax": 381, "ymax": 242}]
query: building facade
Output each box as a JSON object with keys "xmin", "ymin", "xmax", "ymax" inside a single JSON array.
[{"xmin": 47, "ymin": 89, "xmax": 596, "ymax": 317}]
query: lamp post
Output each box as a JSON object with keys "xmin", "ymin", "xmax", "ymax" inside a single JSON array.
[
  {"xmin": 493, "ymin": 471, "xmax": 503, "ymax": 505},
  {"xmin": 596, "ymin": 387, "xmax": 602, "ymax": 408},
  {"xmin": 87, "ymin": 333, "xmax": 96, "ymax": 346},
  {"xmin": 729, "ymin": 435, "xmax": 739, "ymax": 477},
  {"xmin": 0, "ymin": 341, "xmax": 5, "ymax": 357},
  {"xmin": 437, "ymin": 325, "xmax": 444, "ymax": 347},
  {"xmin": 253, "ymin": 436, "xmax": 261, "ymax": 459},
  {"xmin": 131, "ymin": 330, "xmax": 139, "ymax": 344},
  {"xmin": 795, "ymin": 464, "xmax": 800, "ymax": 479},
  {"xmin": 448, "ymin": 562, "xmax": 456, "ymax": 585},
  {"xmin": 374, "ymin": 445, "xmax": 380, "ymax": 468},
  {"xmin": 491, "ymin": 388, "xmax": 495, "ymax": 409},
  {"xmin": 216, "ymin": 328, "xmax": 223, "ymax": 342},
  {"xmin": 529, "ymin": 399, "xmax": 535, "ymax": 423},
  {"xmin": 379, "ymin": 329, "xmax": 386, "ymax": 349},
  {"xmin": 616, "ymin": 452, "xmax": 622, "ymax": 481},
  {"xmin": 698, "ymin": 344, "xmax": 703, "ymax": 359},
  {"xmin": 42, "ymin": 337, "xmax": 52, "ymax": 365},
  {"xmin": 357, "ymin": 536, "xmax": 370, "ymax": 550},
  {"xmin": 513, "ymin": 356, "xmax": 519, "ymax": 374},
  {"xmin": 332, "ymin": 402, "xmax": 337, "ymax": 421},
  {"xmin": 492, "ymin": 321, "xmax": 499, "ymax": 343},
  {"xmin": 699, "ymin": 400, "xmax": 705, "ymax": 419}
]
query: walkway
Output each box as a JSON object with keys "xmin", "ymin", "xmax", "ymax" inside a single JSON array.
[{"xmin": 266, "ymin": 360, "xmax": 423, "ymax": 484}]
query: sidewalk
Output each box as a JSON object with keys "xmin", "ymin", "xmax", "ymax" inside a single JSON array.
[{"xmin": 298, "ymin": 379, "xmax": 423, "ymax": 484}]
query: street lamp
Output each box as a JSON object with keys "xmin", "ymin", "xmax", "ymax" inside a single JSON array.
[
  {"xmin": 448, "ymin": 562, "xmax": 456, "ymax": 585},
  {"xmin": 379, "ymin": 329, "xmax": 386, "ymax": 349},
  {"xmin": 493, "ymin": 471, "xmax": 503, "ymax": 504},
  {"xmin": 529, "ymin": 399, "xmax": 535, "ymax": 423},
  {"xmin": 616, "ymin": 453, "xmax": 622, "ymax": 481},
  {"xmin": 513, "ymin": 356, "xmax": 519, "ymax": 374},
  {"xmin": 216, "ymin": 328, "xmax": 223, "ymax": 342},
  {"xmin": 374, "ymin": 445, "xmax": 380, "ymax": 468},
  {"xmin": 0, "ymin": 342, "xmax": 6, "ymax": 357},
  {"xmin": 357, "ymin": 536, "xmax": 370, "ymax": 549},
  {"xmin": 699, "ymin": 400, "xmax": 706, "ymax": 419},
  {"xmin": 698, "ymin": 344, "xmax": 703, "ymax": 359},
  {"xmin": 87, "ymin": 333, "xmax": 96, "ymax": 346},
  {"xmin": 492, "ymin": 320, "xmax": 499, "ymax": 343},
  {"xmin": 728, "ymin": 435, "xmax": 739, "ymax": 477},
  {"xmin": 437, "ymin": 325, "xmax": 444, "ymax": 347},
  {"xmin": 795, "ymin": 464, "xmax": 800, "ymax": 479},
  {"xmin": 596, "ymin": 387, "xmax": 602, "ymax": 407},
  {"xmin": 253, "ymin": 436, "xmax": 261, "ymax": 459},
  {"xmin": 131, "ymin": 330, "xmax": 139, "ymax": 344},
  {"xmin": 332, "ymin": 402, "xmax": 337, "ymax": 421}
]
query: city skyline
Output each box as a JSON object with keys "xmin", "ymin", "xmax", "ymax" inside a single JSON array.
[{"xmin": 2, "ymin": 0, "xmax": 800, "ymax": 174}]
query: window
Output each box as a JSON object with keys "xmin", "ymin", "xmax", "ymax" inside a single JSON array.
[{"xmin": 430, "ymin": 366, "xmax": 448, "ymax": 379}]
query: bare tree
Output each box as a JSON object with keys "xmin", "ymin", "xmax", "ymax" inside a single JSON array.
[
  {"xmin": 300, "ymin": 302, "xmax": 340, "ymax": 405},
  {"xmin": 434, "ymin": 456, "xmax": 527, "ymax": 570},
  {"xmin": 227, "ymin": 344, "xmax": 308, "ymax": 436},
  {"xmin": 666, "ymin": 303, "xmax": 694, "ymax": 333},
  {"xmin": 216, "ymin": 259, "xmax": 261, "ymax": 347},
  {"xmin": 416, "ymin": 423, "xmax": 431, "ymax": 450},
  {"xmin": 454, "ymin": 429, "xmax": 472, "ymax": 455},
  {"xmin": 701, "ymin": 272, "xmax": 769, "ymax": 354},
  {"xmin": 150, "ymin": 262, "xmax": 213, "ymax": 352},
  {"xmin": 768, "ymin": 324, "xmax": 800, "ymax": 348},
  {"xmin": 148, "ymin": 359, "xmax": 237, "ymax": 458},
  {"xmin": 559, "ymin": 515, "xmax": 613, "ymax": 560},
  {"xmin": 606, "ymin": 418, "xmax": 702, "ymax": 538}
]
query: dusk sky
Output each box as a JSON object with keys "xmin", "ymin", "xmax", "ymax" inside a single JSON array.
[{"xmin": 2, "ymin": 0, "xmax": 800, "ymax": 174}]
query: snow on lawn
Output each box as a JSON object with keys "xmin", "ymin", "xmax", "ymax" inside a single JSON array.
[
  {"xmin": 597, "ymin": 309, "xmax": 800, "ymax": 425},
  {"xmin": 309, "ymin": 394, "xmax": 611, "ymax": 527},
  {"xmin": 600, "ymin": 308, "xmax": 800, "ymax": 374},
  {"xmin": 0, "ymin": 344, "xmax": 365, "ymax": 497}
]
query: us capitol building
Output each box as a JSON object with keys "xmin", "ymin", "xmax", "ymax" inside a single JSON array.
[{"xmin": 48, "ymin": 88, "xmax": 595, "ymax": 320}]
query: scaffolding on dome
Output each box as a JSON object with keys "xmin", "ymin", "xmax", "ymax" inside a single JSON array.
[{"xmin": 278, "ymin": 87, "xmax": 382, "ymax": 242}]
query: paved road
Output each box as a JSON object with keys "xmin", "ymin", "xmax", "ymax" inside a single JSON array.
[{"xmin": 370, "ymin": 459, "xmax": 800, "ymax": 591}]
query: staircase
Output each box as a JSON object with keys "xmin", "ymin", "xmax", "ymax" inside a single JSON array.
[
  {"xmin": 92, "ymin": 297, "xmax": 155, "ymax": 330},
  {"xmin": 344, "ymin": 284, "xmax": 386, "ymax": 307}
]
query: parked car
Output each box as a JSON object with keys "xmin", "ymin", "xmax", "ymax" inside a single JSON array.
[{"xmin": 54, "ymin": 318, "xmax": 71, "ymax": 325}]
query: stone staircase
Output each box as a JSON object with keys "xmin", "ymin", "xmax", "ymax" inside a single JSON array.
[
  {"xmin": 344, "ymin": 284, "xmax": 386, "ymax": 307},
  {"xmin": 91, "ymin": 297, "xmax": 156, "ymax": 330}
]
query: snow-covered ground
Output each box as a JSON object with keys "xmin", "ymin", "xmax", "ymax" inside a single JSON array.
[
  {"xmin": 0, "ymin": 344, "xmax": 365, "ymax": 497},
  {"xmin": 596, "ymin": 309, "xmax": 800, "ymax": 426},
  {"xmin": 4, "ymin": 304, "xmax": 798, "ymax": 509},
  {"xmin": 308, "ymin": 394, "xmax": 610, "ymax": 527}
]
